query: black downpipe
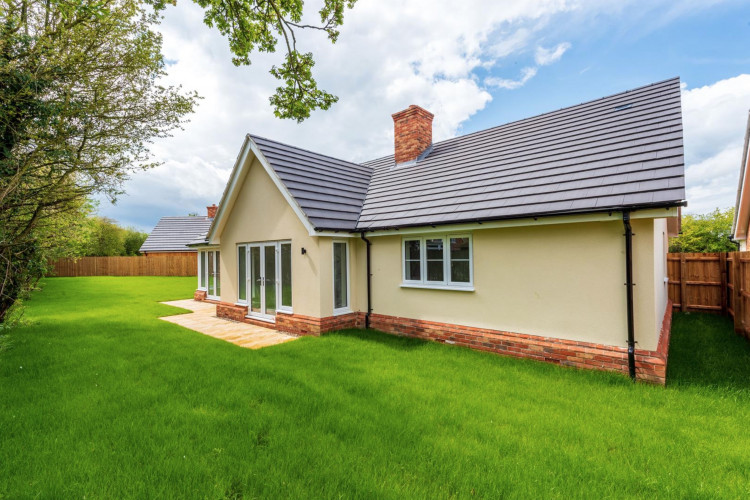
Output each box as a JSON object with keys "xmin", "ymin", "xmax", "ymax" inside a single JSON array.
[
  {"xmin": 623, "ymin": 211, "xmax": 637, "ymax": 381},
  {"xmin": 360, "ymin": 232, "xmax": 372, "ymax": 329}
]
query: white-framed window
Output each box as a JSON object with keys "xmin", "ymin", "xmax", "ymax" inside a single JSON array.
[
  {"xmin": 401, "ymin": 235, "xmax": 473, "ymax": 290},
  {"xmin": 332, "ymin": 241, "xmax": 350, "ymax": 314}
]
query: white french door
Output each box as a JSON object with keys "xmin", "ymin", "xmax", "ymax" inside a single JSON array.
[{"xmin": 242, "ymin": 241, "xmax": 291, "ymax": 321}]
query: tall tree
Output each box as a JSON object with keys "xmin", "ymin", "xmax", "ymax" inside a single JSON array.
[
  {"xmin": 0, "ymin": 0, "xmax": 358, "ymax": 323},
  {"xmin": 0, "ymin": 0, "xmax": 197, "ymax": 322},
  {"xmin": 192, "ymin": 0, "xmax": 358, "ymax": 121}
]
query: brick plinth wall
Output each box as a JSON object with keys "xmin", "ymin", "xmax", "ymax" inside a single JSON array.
[
  {"xmin": 214, "ymin": 304, "xmax": 364, "ymax": 337},
  {"xmin": 216, "ymin": 302, "xmax": 247, "ymax": 322},
  {"xmin": 277, "ymin": 311, "xmax": 365, "ymax": 336},
  {"xmin": 369, "ymin": 300, "xmax": 674, "ymax": 385},
  {"xmin": 392, "ymin": 105, "xmax": 434, "ymax": 164},
  {"xmin": 194, "ymin": 289, "xmax": 207, "ymax": 301}
]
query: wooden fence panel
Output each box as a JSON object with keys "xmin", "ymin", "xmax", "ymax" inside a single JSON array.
[
  {"xmin": 667, "ymin": 252, "xmax": 723, "ymax": 313},
  {"xmin": 49, "ymin": 254, "xmax": 197, "ymax": 277},
  {"xmin": 667, "ymin": 251, "xmax": 750, "ymax": 340}
]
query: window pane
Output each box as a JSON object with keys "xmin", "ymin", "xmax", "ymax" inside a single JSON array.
[
  {"xmin": 333, "ymin": 242, "xmax": 348, "ymax": 309},
  {"xmin": 215, "ymin": 251, "xmax": 221, "ymax": 296},
  {"xmin": 404, "ymin": 240, "xmax": 421, "ymax": 281},
  {"xmin": 426, "ymin": 239, "xmax": 443, "ymax": 259},
  {"xmin": 238, "ymin": 246, "xmax": 247, "ymax": 301},
  {"xmin": 200, "ymin": 252, "xmax": 207, "ymax": 288},
  {"xmin": 281, "ymin": 243, "xmax": 292, "ymax": 308},
  {"xmin": 450, "ymin": 261, "xmax": 470, "ymax": 283},
  {"xmin": 450, "ymin": 238, "xmax": 470, "ymax": 260},
  {"xmin": 407, "ymin": 261, "xmax": 421, "ymax": 281},
  {"xmin": 427, "ymin": 260, "xmax": 444, "ymax": 282},
  {"xmin": 208, "ymin": 251, "xmax": 214, "ymax": 293},
  {"xmin": 264, "ymin": 245, "xmax": 276, "ymax": 315},
  {"xmin": 450, "ymin": 237, "xmax": 470, "ymax": 283},
  {"xmin": 425, "ymin": 238, "xmax": 444, "ymax": 282},
  {"xmin": 405, "ymin": 240, "xmax": 420, "ymax": 260},
  {"xmin": 250, "ymin": 247, "xmax": 261, "ymax": 313}
]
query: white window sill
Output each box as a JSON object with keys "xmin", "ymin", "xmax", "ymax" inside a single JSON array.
[
  {"xmin": 197, "ymin": 287, "xmax": 207, "ymax": 291},
  {"xmin": 235, "ymin": 302, "xmax": 248, "ymax": 307},
  {"xmin": 400, "ymin": 283, "xmax": 474, "ymax": 292},
  {"xmin": 333, "ymin": 307, "xmax": 353, "ymax": 316},
  {"xmin": 277, "ymin": 309, "xmax": 294, "ymax": 315}
]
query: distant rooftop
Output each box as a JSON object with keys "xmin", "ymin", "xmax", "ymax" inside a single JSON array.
[{"xmin": 140, "ymin": 216, "xmax": 213, "ymax": 253}]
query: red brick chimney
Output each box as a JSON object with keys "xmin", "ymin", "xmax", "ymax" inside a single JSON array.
[
  {"xmin": 392, "ymin": 105, "xmax": 434, "ymax": 165},
  {"xmin": 207, "ymin": 204, "xmax": 218, "ymax": 218}
]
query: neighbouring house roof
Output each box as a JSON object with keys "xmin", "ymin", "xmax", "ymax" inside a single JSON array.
[
  {"xmin": 140, "ymin": 216, "xmax": 213, "ymax": 253},
  {"xmin": 731, "ymin": 111, "xmax": 750, "ymax": 240},
  {"xmin": 212, "ymin": 77, "xmax": 686, "ymax": 235},
  {"xmin": 250, "ymin": 135, "xmax": 372, "ymax": 231}
]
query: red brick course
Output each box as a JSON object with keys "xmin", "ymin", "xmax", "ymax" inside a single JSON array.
[
  {"xmin": 216, "ymin": 302, "xmax": 247, "ymax": 322},
  {"xmin": 193, "ymin": 289, "xmax": 207, "ymax": 301},
  {"xmin": 392, "ymin": 105, "xmax": 434, "ymax": 164},
  {"xmin": 369, "ymin": 300, "xmax": 674, "ymax": 385},
  {"xmin": 213, "ymin": 303, "xmax": 364, "ymax": 337},
  {"xmin": 209, "ymin": 294, "xmax": 673, "ymax": 384}
]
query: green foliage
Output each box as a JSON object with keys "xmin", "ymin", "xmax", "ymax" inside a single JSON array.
[
  {"xmin": 75, "ymin": 216, "xmax": 149, "ymax": 256},
  {"xmin": 1, "ymin": 278, "xmax": 749, "ymax": 497},
  {"xmin": 0, "ymin": 0, "xmax": 197, "ymax": 322},
  {"xmin": 123, "ymin": 228, "xmax": 149, "ymax": 256},
  {"xmin": 669, "ymin": 208, "xmax": 738, "ymax": 253},
  {"xmin": 86, "ymin": 217, "xmax": 126, "ymax": 257},
  {"xmin": 191, "ymin": 0, "xmax": 357, "ymax": 121}
]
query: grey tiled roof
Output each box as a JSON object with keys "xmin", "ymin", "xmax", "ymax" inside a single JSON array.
[
  {"xmin": 242, "ymin": 78, "xmax": 685, "ymax": 232},
  {"xmin": 250, "ymin": 134, "xmax": 372, "ymax": 231},
  {"xmin": 140, "ymin": 216, "xmax": 213, "ymax": 253},
  {"xmin": 356, "ymin": 77, "xmax": 686, "ymax": 230}
]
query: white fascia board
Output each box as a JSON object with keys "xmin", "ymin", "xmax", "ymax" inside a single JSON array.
[
  {"xmin": 361, "ymin": 207, "xmax": 679, "ymax": 237},
  {"xmin": 733, "ymin": 116, "xmax": 750, "ymax": 239}
]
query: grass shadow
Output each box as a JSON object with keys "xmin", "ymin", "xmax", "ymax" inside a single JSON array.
[
  {"xmin": 325, "ymin": 328, "xmax": 430, "ymax": 351},
  {"xmin": 667, "ymin": 312, "xmax": 750, "ymax": 391}
]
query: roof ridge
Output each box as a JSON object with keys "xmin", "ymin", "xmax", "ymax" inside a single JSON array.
[{"xmin": 362, "ymin": 77, "xmax": 680, "ymax": 164}]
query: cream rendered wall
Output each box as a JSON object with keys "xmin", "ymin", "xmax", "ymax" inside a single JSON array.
[
  {"xmin": 364, "ymin": 218, "xmax": 664, "ymax": 350},
  {"xmin": 653, "ymin": 218, "xmax": 669, "ymax": 336},
  {"xmin": 216, "ymin": 157, "xmax": 325, "ymax": 317}
]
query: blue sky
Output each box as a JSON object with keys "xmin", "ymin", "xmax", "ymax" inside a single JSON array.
[{"xmin": 97, "ymin": 0, "xmax": 750, "ymax": 231}]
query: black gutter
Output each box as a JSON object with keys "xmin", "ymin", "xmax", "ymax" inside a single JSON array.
[
  {"xmin": 360, "ymin": 232, "xmax": 372, "ymax": 329},
  {"xmin": 622, "ymin": 211, "xmax": 636, "ymax": 381},
  {"xmin": 343, "ymin": 202, "xmax": 686, "ymax": 233}
]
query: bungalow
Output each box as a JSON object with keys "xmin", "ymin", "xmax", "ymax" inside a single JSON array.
[
  {"xmin": 732, "ymin": 111, "xmax": 750, "ymax": 249},
  {"xmin": 192, "ymin": 77, "xmax": 686, "ymax": 384}
]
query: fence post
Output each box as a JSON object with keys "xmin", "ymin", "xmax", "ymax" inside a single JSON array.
[
  {"xmin": 679, "ymin": 253, "xmax": 687, "ymax": 312},
  {"xmin": 720, "ymin": 252, "xmax": 727, "ymax": 315}
]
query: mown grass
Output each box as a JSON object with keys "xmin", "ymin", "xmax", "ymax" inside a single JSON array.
[{"xmin": 1, "ymin": 277, "xmax": 749, "ymax": 499}]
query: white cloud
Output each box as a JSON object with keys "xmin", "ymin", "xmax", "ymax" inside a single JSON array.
[
  {"xmin": 535, "ymin": 42, "xmax": 571, "ymax": 65},
  {"xmin": 485, "ymin": 67, "xmax": 538, "ymax": 90},
  {"xmin": 94, "ymin": 0, "xmax": 741, "ymax": 230},
  {"xmin": 681, "ymin": 74, "xmax": 750, "ymax": 214}
]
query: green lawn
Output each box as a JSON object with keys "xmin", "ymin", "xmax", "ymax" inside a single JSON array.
[{"xmin": 1, "ymin": 277, "xmax": 750, "ymax": 499}]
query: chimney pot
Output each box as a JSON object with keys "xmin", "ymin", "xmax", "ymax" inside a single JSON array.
[
  {"xmin": 392, "ymin": 105, "xmax": 434, "ymax": 165},
  {"xmin": 207, "ymin": 204, "xmax": 218, "ymax": 218}
]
